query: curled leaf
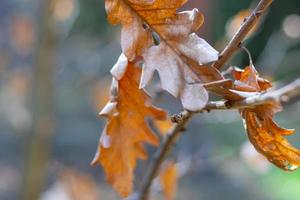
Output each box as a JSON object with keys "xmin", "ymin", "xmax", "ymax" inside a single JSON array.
[
  {"xmin": 236, "ymin": 65, "xmax": 300, "ymax": 171},
  {"xmin": 243, "ymin": 110, "xmax": 300, "ymax": 171}
]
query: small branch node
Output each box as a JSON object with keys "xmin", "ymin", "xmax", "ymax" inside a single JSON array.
[{"xmin": 170, "ymin": 113, "xmax": 184, "ymax": 123}]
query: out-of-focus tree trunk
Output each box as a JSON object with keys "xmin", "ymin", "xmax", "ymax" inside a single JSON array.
[{"xmin": 21, "ymin": 0, "xmax": 57, "ymax": 199}]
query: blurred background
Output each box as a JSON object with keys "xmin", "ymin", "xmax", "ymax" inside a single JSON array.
[{"xmin": 0, "ymin": 0, "xmax": 300, "ymax": 199}]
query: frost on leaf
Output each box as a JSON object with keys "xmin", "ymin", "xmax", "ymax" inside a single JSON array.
[
  {"xmin": 105, "ymin": 0, "xmax": 220, "ymax": 111},
  {"xmin": 92, "ymin": 61, "xmax": 167, "ymax": 197},
  {"xmin": 236, "ymin": 65, "xmax": 300, "ymax": 171}
]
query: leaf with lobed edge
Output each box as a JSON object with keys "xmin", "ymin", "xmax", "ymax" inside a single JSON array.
[
  {"xmin": 92, "ymin": 60, "xmax": 167, "ymax": 197},
  {"xmin": 105, "ymin": 0, "xmax": 220, "ymax": 111}
]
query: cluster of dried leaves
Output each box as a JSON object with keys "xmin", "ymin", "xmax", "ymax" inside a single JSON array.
[{"xmin": 92, "ymin": 0, "xmax": 300, "ymax": 198}]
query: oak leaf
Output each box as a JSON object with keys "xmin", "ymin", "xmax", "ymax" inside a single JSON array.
[
  {"xmin": 92, "ymin": 58, "xmax": 167, "ymax": 197},
  {"xmin": 154, "ymin": 118, "xmax": 173, "ymax": 135},
  {"xmin": 236, "ymin": 65, "xmax": 300, "ymax": 171},
  {"xmin": 159, "ymin": 162, "xmax": 178, "ymax": 200},
  {"xmin": 105, "ymin": 0, "xmax": 220, "ymax": 111},
  {"xmin": 60, "ymin": 169, "xmax": 99, "ymax": 200}
]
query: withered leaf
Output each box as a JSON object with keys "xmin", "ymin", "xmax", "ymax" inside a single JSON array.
[
  {"xmin": 92, "ymin": 60, "xmax": 167, "ymax": 197},
  {"xmin": 105, "ymin": 0, "xmax": 220, "ymax": 111},
  {"xmin": 237, "ymin": 65, "xmax": 300, "ymax": 171},
  {"xmin": 242, "ymin": 110, "xmax": 299, "ymax": 171},
  {"xmin": 159, "ymin": 162, "xmax": 178, "ymax": 200},
  {"xmin": 60, "ymin": 169, "xmax": 99, "ymax": 200},
  {"xmin": 154, "ymin": 118, "xmax": 173, "ymax": 135}
]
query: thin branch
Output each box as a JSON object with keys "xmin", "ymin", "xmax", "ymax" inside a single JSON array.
[
  {"xmin": 138, "ymin": 79, "xmax": 300, "ymax": 200},
  {"xmin": 213, "ymin": 0, "xmax": 273, "ymax": 69},
  {"xmin": 139, "ymin": 110, "xmax": 193, "ymax": 200},
  {"xmin": 198, "ymin": 78, "xmax": 300, "ymax": 112},
  {"xmin": 228, "ymin": 78, "xmax": 300, "ymax": 109},
  {"xmin": 138, "ymin": 1, "xmax": 275, "ymax": 199},
  {"xmin": 240, "ymin": 45, "xmax": 254, "ymax": 66},
  {"xmin": 138, "ymin": 78, "xmax": 300, "ymax": 200}
]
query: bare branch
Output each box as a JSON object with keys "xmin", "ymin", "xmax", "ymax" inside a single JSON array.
[{"xmin": 213, "ymin": 0, "xmax": 273, "ymax": 69}]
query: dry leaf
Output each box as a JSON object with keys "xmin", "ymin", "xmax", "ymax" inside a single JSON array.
[
  {"xmin": 105, "ymin": 0, "xmax": 220, "ymax": 111},
  {"xmin": 236, "ymin": 65, "xmax": 300, "ymax": 171},
  {"xmin": 242, "ymin": 110, "xmax": 299, "ymax": 171},
  {"xmin": 159, "ymin": 162, "xmax": 178, "ymax": 200},
  {"xmin": 41, "ymin": 169, "xmax": 100, "ymax": 200},
  {"xmin": 60, "ymin": 169, "xmax": 99, "ymax": 200},
  {"xmin": 92, "ymin": 60, "xmax": 167, "ymax": 197},
  {"xmin": 154, "ymin": 118, "xmax": 173, "ymax": 135}
]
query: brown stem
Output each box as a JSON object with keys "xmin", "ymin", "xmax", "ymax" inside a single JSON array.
[
  {"xmin": 138, "ymin": 1, "xmax": 274, "ymax": 199},
  {"xmin": 213, "ymin": 0, "xmax": 273, "ymax": 69}
]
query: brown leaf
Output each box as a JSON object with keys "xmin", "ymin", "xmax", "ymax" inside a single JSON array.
[
  {"xmin": 242, "ymin": 110, "xmax": 299, "ymax": 171},
  {"xmin": 159, "ymin": 162, "xmax": 178, "ymax": 200},
  {"xmin": 105, "ymin": 0, "xmax": 220, "ymax": 111},
  {"xmin": 205, "ymin": 66, "xmax": 272, "ymax": 100},
  {"xmin": 60, "ymin": 169, "xmax": 100, "ymax": 200},
  {"xmin": 232, "ymin": 65, "xmax": 271, "ymax": 92},
  {"xmin": 154, "ymin": 118, "xmax": 173, "ymax": 135},
  {"xmin": 92, "ymin": 61, "xmax": 167, "ymax": 197},
  {"xmin": 236, "ymin": 65, "xmax": 300, "ymax": 171}
]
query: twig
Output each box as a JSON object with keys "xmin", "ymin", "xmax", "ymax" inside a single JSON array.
[
  {"xmin": 138, "ymin": 77, "xmax": 300, "ymax": 200},
  {"xmin": 213, "ymin": 0, "xmax": 273, "ymax": 69},
  {"xmin": 180, "ymin": 78, "xmax": 300, "ymax": 113},
  {"xmin": 138, "ymin": 78, "xmax": 300, "ymax": 199},
  {"xmin": 200, "ymin": 78, "xmax": 300, "ymax": 111},
  {"xmin": 138, "ymin": 1, "xmax": 274, "ymax": 199},
  {"xmin": 228, "ymin": 78, "xmax": 300, "ymax": 108},
  {"xmin": 138, "ymin": 110, "xmax": 193, "ymax": 200}
]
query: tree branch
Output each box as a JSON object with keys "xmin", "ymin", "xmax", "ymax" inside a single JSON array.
[
  {"xmin": 137, "ymin": 1, "xmax": 275, "ymax": 199},
  {"xmin": 138, "ymin": 110, "xmax": 193, "ymax": 200},
  {"xmin": 179, "ymin": 78, "xmax": 300, "ymax": 113},
  {"xmin": 138, "ymin": 78, "xmax": 300, "ymax": 200},
  {"xmin": 227, "ymin": 78, "xmax": 300, "ymax": 109},
  {"xmin": 213, "ymin": 0, "xmax": 273, "ymax": 69},
  {"xmin": 200, "ymin": 78, "xmax": 300, "ymax": 112}
]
